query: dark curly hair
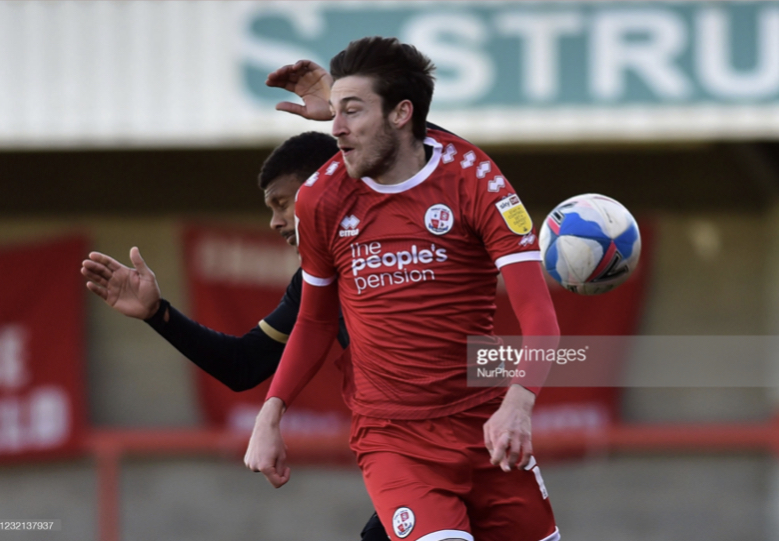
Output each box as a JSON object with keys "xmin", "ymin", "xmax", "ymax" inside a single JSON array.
[{"xmin": 258, "ymin": 131, "xmax": 339, "ymax": 189}]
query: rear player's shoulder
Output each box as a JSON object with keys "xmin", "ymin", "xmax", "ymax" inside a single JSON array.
[{"xmin": 295, "ymin": 155, "xmax": 348, "ymax": 216}]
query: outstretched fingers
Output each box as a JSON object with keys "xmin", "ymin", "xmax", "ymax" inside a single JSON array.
[
  {"xmin": 266, "ymin": 63, "xmax": 298, "ymax": 90},
  {"xmin": 88, "ymin": 251, "xmax": 121, "ymax": 271},
  {"xmin": 275, "ymin": 102, "xmax": 308, "ymax": 116},
  {"xmin": 85, "ymin": 280, "xmax": 108, "ymax": 301},
  {"xmin": 81, "ymin": 259, "xmax": 112, "ymax": 284}
]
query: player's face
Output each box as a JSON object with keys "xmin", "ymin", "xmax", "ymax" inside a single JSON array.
[
  {"xmin": 330, "ymin": 75, "xmax": 399, "ymax": 179},
  {"xmin": 264, "ymin": 174, "xmax": 302, "ymax": 246}
]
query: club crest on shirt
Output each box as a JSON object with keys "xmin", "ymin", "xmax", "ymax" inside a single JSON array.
[
  {"xmin": 393, "ymin": 507, "xmax": 415, "ymax": 538},
  {"xmin": 425, "ymin": 204, "xmax": 454, "ymax": 235},
  {"xmin": 495, "ymin": 194, "xmax": 533, "ymax": 235}
]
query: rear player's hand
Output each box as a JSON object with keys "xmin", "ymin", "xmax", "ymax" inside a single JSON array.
[
  {"xmin": 244, "ymin": 397, "xmax": 291, "ymax": 488},
  {"xmin": 266, "ymin": 60, "xmax": 334, "ymax": 121},
  {"xmin": 484, "ymin": 385, "xmax": 536, "ymax": 472},
  {"xmin": 81, "ymin": 247, "xmax": 161, "ymax": 320}
]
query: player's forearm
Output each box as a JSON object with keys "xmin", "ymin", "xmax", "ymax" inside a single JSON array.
[
  {"xmin": 502, "ymin": 262, "xmax": 560, "ymax": 393},
  {"xmin": 258, "ymin": 397, "xmax": 285, "ymax": 425},
  {"xmin": 145, "ymin": 300, "xmax": 283, "ymax": 392},
  {"xmin": 503, "ymin": 384, "xmax": 536, "ymax": 412},
  {"xmin": 267, "ymin": 282, "xmax": 340, "ymax": 406},
  {"xmin": 502, "ymin": 263, "xmax": 559, "ymax": 337}
]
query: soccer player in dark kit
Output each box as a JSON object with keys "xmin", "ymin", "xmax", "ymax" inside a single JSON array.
[
  {"xmin": 81, "ymin": 130, "xmax": 390, "ymax": 541},
  {"xmin": 245, "ymin": 38, "xmax": 561, "ymax": 541}
]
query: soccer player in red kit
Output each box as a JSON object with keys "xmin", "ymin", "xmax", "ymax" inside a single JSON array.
[{"xmin": 245, "ymin": 38, "xmax": 561, "ymax": 541}]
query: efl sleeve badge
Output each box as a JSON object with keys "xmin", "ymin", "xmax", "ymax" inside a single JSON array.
[{"xmin": 495, "ymin": 194, "xmax": 533, "ymax": 235}]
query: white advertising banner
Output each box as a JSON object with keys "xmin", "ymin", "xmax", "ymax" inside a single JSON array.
[{"xmin": 1, "ymin": 1, "xmax": 779, "ymax": 147}]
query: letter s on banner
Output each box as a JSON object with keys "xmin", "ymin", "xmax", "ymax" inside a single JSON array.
[{"xmin": 403, "ymin": 13, "xmax": 495, "ymax": 103}]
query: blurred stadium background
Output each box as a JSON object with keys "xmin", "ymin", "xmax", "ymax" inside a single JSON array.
[{"xmin": 2, "ymin": 1, "xmax": 779, "ymax": 539}]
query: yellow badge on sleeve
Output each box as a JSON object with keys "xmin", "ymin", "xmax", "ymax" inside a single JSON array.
[{"xmin": 495, "ymin": 194, "xmax": 533, "ymax": 235}]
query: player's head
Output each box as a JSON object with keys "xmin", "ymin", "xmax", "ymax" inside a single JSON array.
[
  {"xmin": 329, "ymin": 36, "xmax": 435, "ymax": 179},
  {"xmin": 258, "ymin": 131, "xmax": 338, "ymax": 246}
]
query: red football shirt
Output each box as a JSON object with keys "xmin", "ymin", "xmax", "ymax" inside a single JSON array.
[{"xmin": 295, "ymin": 128, "xmax": 541, "ymax": 419}]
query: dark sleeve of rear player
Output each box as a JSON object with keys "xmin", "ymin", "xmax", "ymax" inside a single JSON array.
[
  {"xmin": 144, "ymin": 268, "xmax": 347, "ymax": 392},
  {"xmin": 361, "ymin": 513, "xmax": 390, "ymax": 541}
]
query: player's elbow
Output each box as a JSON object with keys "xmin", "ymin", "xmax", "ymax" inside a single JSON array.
[
  {"xmin": 227, "ymin": 380, "xmax": 254, "ymax": 393},
  {"xmin": 224, "ymin": 364, "xmax": 276, "ymax": 393}
]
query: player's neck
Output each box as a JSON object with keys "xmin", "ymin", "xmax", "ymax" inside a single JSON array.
[{"xmin": 373, "ymin": 138, "xmax": 426, "ymax": 186}]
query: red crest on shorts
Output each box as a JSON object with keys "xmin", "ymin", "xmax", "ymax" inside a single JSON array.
[{"xmin": 392, "ymin": 507, "xmax": 415, "ymax": 538}]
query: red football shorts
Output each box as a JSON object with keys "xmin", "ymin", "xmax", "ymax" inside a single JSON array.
[{"xmin": 350, "ymin": 396, "xmax": 559, "ymax": 541}]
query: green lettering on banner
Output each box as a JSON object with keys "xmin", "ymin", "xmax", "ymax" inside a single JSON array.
[{"xmin": 240, "ymin": 1, "xmax": 779, "ymax": 109}]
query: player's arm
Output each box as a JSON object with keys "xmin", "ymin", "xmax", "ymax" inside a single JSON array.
[
  {"xmin": 244, "ymin": 278, "xmax": 340, "ymax": 487},
  {"xmin": 484, "ymin": 260, "xmax": 559, "ymax": 471},
  {"xmin": 82, "ymin": 247, "xmax": 287, "ymax": 391},
  {"xmin": 143, "ymin": 283, "xmax": 300, "ymax": 392},
  {"xmin": 460, "ymin": 147, "xmax": 560, "ymax": 471},
  {"xmin": 267, "ymin": 60, "xmax": 445, "ymax": 140},
  {"xmin": 244, "ymin": 181, "xmax": 341, "ymax": 487}
]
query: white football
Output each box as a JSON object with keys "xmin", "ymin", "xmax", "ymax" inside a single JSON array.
[{"xmin": 539, "ymin": 194, "xmax": 641, "ymax": 295}]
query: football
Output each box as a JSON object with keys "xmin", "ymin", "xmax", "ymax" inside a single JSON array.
[{"xmin": 539, "ymin": 194, "xmax": 641, "ymax": 295}]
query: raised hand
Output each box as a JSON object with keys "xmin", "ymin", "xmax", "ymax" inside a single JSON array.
[
  {"xmin": 81, "ymin": 247, "xmax": 161, "ymax": 320},
  {"xmin": 266, "ymin": 60, "xmax": 334, "ymax": 121}
]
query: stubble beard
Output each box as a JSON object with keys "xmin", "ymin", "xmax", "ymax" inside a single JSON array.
[{"xmin": 347, "ymin": 118, "xmax": 399, "ymax": 180}]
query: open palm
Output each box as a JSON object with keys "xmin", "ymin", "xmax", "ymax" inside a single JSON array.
[
  {"xmin": 266, "ymin": 60, "xmax": 334, "ymax": 121},
  {"xmin": 81, "ymin": 247, "xmax": 161, "ymax": 320}
]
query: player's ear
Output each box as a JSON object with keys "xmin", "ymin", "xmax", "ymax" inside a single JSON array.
[{"xmin": 390, "ymin": 100, "xmax": 414, "ymax": 130}]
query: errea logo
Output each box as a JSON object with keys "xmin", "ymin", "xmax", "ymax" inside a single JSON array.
[
  {"xmin": 519, "ymin": 232, "xmax": 537, "ymax": 247},
  {"xmin": 340, "ymin": 215, "xmax": 360, "ymax": 237}
]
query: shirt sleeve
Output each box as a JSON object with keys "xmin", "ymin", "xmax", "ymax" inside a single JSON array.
[
  {"xmin": 260, "ymin": 268, "xmax": 303, "ymax": 342},
  {"xmin": 262, "ymin": 266, "xmax": 351, "ymax": 350},
  {"xmin": 144, "ymin": 299, "xmax": 284, "ymax": 392},
  {"xmin": 462, "ymin": 148, "xmax": 541, "ymax": 269},
  {"xmin": 266, "ymin": 280, "xmax": 341, "ymax": 407},
  {"xmin": 501, "ymin": 262, "xmax": 560, "ymax": 394},
  {"xmin": 295, "ymin": 186, "xmax": 337, "ymax": 286}
]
